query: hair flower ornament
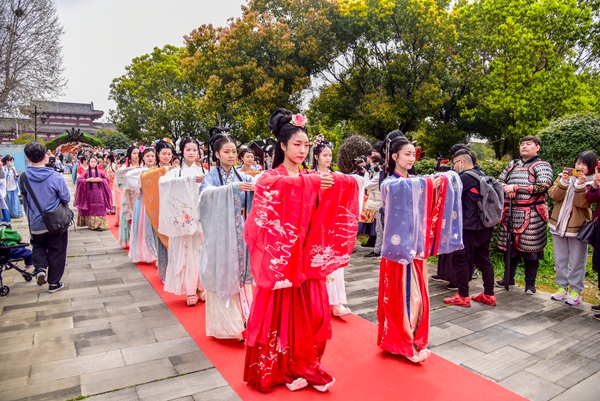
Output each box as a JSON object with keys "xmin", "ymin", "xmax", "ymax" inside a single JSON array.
[
  {"xmin": 290, "ymin": 114, "xmax": 308, "ymax": 128},
  {"xmin": 138, "ymin": 145, "xmax": 145, "ymax": 152}
]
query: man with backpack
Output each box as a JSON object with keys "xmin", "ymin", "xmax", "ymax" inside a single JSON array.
[
  {"xmin": 20, "ymin": 142, "xmax": 71, "ymax": 293},
  {"xmin": 444, "ymin": 147, "xmax": 500, "ymax": 307}
]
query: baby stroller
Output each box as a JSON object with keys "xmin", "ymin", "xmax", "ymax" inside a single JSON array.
[{"xmin": 0, "ymin": 224, "xmax": 33, "ymax": 296}]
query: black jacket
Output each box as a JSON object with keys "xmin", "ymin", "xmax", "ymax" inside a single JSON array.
[{"xmin": 459, "ymin": 166, "xmax": 490, "ymax": 232}]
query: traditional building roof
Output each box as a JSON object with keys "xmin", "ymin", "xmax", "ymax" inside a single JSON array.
[{"xmin": 19, "ymin": 101, "xmax": 104, "ymax": 119}]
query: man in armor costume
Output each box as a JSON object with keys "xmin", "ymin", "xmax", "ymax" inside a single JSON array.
[{"xmin": 495, "ymin": 136, "xmax": 554, "ymax": 294}]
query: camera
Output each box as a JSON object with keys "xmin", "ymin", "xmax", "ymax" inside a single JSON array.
[
  {"xmin": 434, "ymin": 156, "xmax": 451, "ymax": 172},
  {"xmin": 353, "ymin": 156, "xmax": 366, "ymax": 166},
  {"xmin": 45, "ymin": 156, "xmax": 64, "ymax": 173}
]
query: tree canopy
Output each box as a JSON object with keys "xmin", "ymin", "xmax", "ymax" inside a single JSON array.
[
  {"xmin": 0, "ymin": 0, "xmax": 66, "ymax": 114},
  {"xmin": 109, "ymin": 0, "xmax": 600, "ymax": 159}
]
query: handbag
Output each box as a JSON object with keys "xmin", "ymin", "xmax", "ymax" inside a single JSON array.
[
  {"xmin": 21, "ymin": 173, "xmax": 74, "ymax": 234},
  {"xmin": 577, "ymin": 219, "xmax": 597, "ymax": 245}
]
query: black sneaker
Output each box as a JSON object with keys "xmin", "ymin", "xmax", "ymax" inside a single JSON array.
[
  {"xmin": 591, "ymin": 305, "xmax": 600, "ymax": 311},
  {"xmin": 364, "ymin": 251, "xmax": 381, "ymax": 259},
  {"xmin": 430, "ymin": 275, "xmax": 445, "ymax": 282},
  {"xmin": 472, "ymin": 271, "xmax": 479, "ymax": 279},
  {"xmin": 525, "ymin": 285, "xmax": 536, "ymax": 295},
  {"xmin": 35, "ymin": 270, "xmax": 47, "ymax": 286},
  {"xmin": 494, "ymin": 279, "xmax": 515, "ymax": 288},
  {"xmin": 48, "ymin": 282, "xmax": 64, "ymax": 293},
  {"xmin": 360, "ymin": 243, "xmax": 374, "ymax": 249},
  {"xmin": 446, "ymin": 283, "xmax": 458, "ymax": 291},
  {"xmin": 593, "ymin": 314, "xmax": 600, "ymax": 321}
]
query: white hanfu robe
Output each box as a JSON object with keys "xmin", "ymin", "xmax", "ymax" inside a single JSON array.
[{"xmin": 158, "ymin": 163, "xmax": 205, "ymax": 296}]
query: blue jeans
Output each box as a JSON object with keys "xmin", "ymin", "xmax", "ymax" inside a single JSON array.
[{"xmin": 10, "ymin": 247, "xmax": 33, "ymax": 266}]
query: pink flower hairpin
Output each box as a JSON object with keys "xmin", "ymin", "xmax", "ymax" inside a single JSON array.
[{"xmin": 290, "ymin": 114, "xmax": 308, "ymax": 128}]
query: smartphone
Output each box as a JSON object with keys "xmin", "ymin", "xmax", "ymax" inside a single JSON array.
[
  {"xmin": 597, "ymin": 161, "xmax": 600, "ymax": 170},
  {"xmin": 565, "ymin": 168, "xmax": 582, "ymax": 177}
]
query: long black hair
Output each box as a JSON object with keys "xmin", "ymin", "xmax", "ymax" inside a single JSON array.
[
  {"xmin": 208, "ymin": 126, "xmax": 243, "ymax": 184},
  {"xmin": 125, "ymin": 145, "xmax": 140, "ymax": 167},
  {"xmin": 312, "ymin": 137, "xmax": 333, "ymax": 171},
  {"xmin": 268, "ymin": 108, "xmax": 309, "ymax": 169},
  {"xmin": 87, "ymin": 156, "xmax": 100, "ymax": 190},
  {"xmin": 383, "ymin": 131, "xmax": 412, "ymax": 177},
  {"xmin": 179, "ymin": 136, "xmax": 205, "ymax": 173},
  {"xmin": 156, "ymin": 140, "xmax": 174, "ymax": 166},
  {"xmin": 208, "ymin": 126, "xmax": 236, "ymax": 165}
]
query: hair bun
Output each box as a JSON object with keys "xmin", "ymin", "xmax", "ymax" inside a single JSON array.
[{"xmin": 268, "ymin": 108, "xmax": 293, "ymax": 139}]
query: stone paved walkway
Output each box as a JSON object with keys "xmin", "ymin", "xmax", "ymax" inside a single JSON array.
[
  {"xmin": 346, "ymin": 247, "xmax": 600, "ymax": 401},
  {"xmin": 0, "ymin": 178, "xmax": 238, "ymax": 401},
  {"xmin": 0, "ymin": 176, "xmax": 599, "ymax": 400}
]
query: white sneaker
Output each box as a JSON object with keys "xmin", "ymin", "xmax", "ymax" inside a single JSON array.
[
  {"xmin": 313, "ymin": 378, "xmax": 336, "ymax": 392},
  {"xmin": 551, "ymin": 287, "xmax": 568, "ymax": 301},
  {"xmin": 565, "ymin": 291, "xmax": 582, "ymax": 306},
  {"xmin": 285, "ymin": 377, "xmax": 308, "ymax": 391}
]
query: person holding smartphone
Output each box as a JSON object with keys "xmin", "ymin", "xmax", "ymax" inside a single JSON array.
[{"xmin": 548, "ymin": 151, "xmax": 597, "ymax": 306}]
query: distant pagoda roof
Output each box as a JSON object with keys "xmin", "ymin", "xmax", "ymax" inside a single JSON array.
[{"xmin": 19, "ymin": 101, "xmax": 104, "ymax": 119}]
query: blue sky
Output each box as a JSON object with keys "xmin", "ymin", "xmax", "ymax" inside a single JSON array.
[{"xmin": 54, "ymin": 0, "xmax": 244, "ymax": 119}]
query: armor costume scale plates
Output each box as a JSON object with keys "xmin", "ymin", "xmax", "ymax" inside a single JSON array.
[{"xmin": 497, "ymin": 156, "xmax": 554, "ymax": 253}]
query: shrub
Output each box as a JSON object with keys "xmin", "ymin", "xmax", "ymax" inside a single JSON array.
[{"xmin": 538, "ymin": 113, "xmax": 600, "ymax": 173}]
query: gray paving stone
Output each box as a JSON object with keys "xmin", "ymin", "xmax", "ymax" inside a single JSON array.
[
  {"xmin": 551, "ymin": 371, "xmax": 600, "ymax": 401},
  {"xmin": 75, "ymin": 329, "xmax": 158, "ymax": 356},
  {"xmin": 429, "ymin": 322, "xmax": 473, "ymax": 346},
  {"xmin": 85, "ymin": 387, "xmax": 139, "ymax": 401},
  {"xmin": 458, "ymin": 325, "xmax": 525, "ymax": 353},
  {"xmin": 121, "ymin": 337, "xmax": 200, "ymax": 365},
  {"xmin": 430, "ymin": 340, "xmax": 485, "ymax": 365},
  {"xmin": 463, "ymin": 345, "xmax": 541, "ymax": 381},
  {"xmin": 193, "ymin": 386, "xmax": 241, "ymax": 401},
  {"xmin": 511, "ymin": 329, "xmax": 580, "ymax": 359},
  {"xmin": 81, "ymin": 357, "xmax": 176, "ymax": 395},
  {"xmin": 449, "ymin": 309, "xmax": 513, "ymax": 332},
  {"xmin": 0, "ymin": 375, "xmax": 80, "ymax": 401},
  {"xmin": 554, "ymin": 359, "xmax": 600, "ymax": 389},
  {"xmin": 565, "ymin": 332, "xmax": 600, "ymax": 360},
  {"xmin": 498, "ymin": 371, "xmax": 565, "ymax": 401},
  {"xmin": 525, "ymin": 350, "xmax": 594, "ymax": 383},
  {"xmin": 3, "ymin": 341, "xmax": 76, "ymax": 368},
  {"xmin": 0, "ymin": 375, "xmax": 29, "ymax": 392},
  {"xmin": 111, "ymin": 313, "xmax": 180, "ymax": 334},
  {"xmin": 136, "ymin": 370, "xmax": 228, "ymax": 401},
  {"xmin": 30, "ymin": 349, "xmax": 125, "ymax": 384},
  {"xmin": 169, "ymin": 350, "xmax": 214, "ymax": 374},
  {"xmin": 547, "ymin": 315, "xmax": 599, "ymax": 341},
  {"xmin": 152, "ymin": 324, "xmax": 192, "ymax": 342},
  {"xmin": 499, "ymin": 312, "xmax": 560, "ymax": 336}
]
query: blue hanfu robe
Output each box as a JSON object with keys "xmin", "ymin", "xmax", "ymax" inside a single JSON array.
[{"xmin": 198, "ymin": 166, "xmax": 255, "ymax": 339}]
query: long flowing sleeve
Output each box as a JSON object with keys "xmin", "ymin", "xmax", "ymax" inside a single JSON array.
[{"xmin": 244, "ymin": 171, "xmax": 321, "ymax": 290}]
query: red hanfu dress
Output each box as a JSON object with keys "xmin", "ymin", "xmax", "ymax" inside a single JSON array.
[{"xmin": 243, "ymin": 165, "xmax": 359, "ymax": 392}]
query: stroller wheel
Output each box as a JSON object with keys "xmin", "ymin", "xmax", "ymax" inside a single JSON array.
[
  {"xmin": 24, "ymin": 275, "xmax": 33, "ymax": 282},
  {"xmin": 0, "ymin": 286, "xmax": 9, "ymax": 297}
]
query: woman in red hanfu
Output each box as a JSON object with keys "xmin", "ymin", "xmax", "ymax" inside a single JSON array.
[
  {"xmin": 243, "ymin": 109, "xmax": 359, "ymax": 393},
  {"xmin": 377, "ymin": 132, "xmax": 460, "ymax": 363}
]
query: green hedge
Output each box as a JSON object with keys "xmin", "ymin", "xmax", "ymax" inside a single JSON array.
[{"xmin": 414, "ymin": 157, "xmax": 508, "ymax": 178}]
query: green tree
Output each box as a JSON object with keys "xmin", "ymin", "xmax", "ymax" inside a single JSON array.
[
  {"xmin": 101, "ymin": 131, "xmax": 131, "ymax": 151},
  {"xmin": 13, "ymin": 133, "xmax": 40, "ymax": 145},
  {"xmin": 538, "ymin": 113, "xmax": 600, "ymax": 173},
  {"xmin": 309, "ymin": 0, "xmax": 457, "ymax": 140},
  {"xmin": 182, "ymin": 3, "xmax": 335, "ymax": 142},
  {"xmin": 453, "ymin": 0, "xmax": 599, "ymax": 158},
  {"xmin": 109, "ymin": 45, "xmax": 205, "ymax": 143}
]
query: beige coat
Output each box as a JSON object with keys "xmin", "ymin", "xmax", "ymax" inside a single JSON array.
[{"xmin": 548, "ymin": 177, "xmax": 592, "ymax": 236}]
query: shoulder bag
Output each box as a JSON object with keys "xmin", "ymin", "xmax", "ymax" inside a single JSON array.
[{"xmin": 21, "ymin": 173, "xmax": 73, "ymax": 234}]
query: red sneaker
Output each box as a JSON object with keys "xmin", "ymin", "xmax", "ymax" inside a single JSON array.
[
  {"xmin": 443, "ymin": 293, "xmax": 471, "ymax": 307},
  {"xmin": 471, "ymin": 292, "xmax": 497, "ymax": 306}
]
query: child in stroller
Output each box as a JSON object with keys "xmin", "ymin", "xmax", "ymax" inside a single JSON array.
[{"xmin": 0, "ymin": 223, "xmax": 34, "ymax": 296}]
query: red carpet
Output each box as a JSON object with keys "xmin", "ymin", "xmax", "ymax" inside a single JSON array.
[{"xmin": 107, "ymin": 215, "xmax": 525, "ymax": 400}]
